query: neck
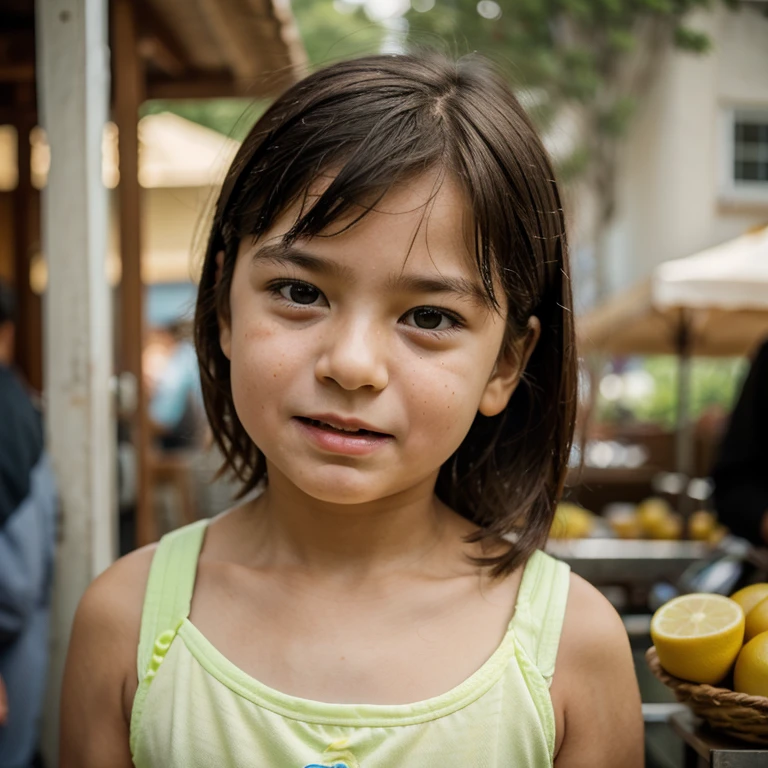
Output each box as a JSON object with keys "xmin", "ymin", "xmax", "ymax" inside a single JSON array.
[{"xmin": 244, "ymin": 465, "xmax": 463, "ymax": 578}]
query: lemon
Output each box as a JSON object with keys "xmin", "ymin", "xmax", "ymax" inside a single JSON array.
[
  {"xmin": 648, "ymin": 513, "xmax": 682, "ymax": 541},
  {"xmin": 731, "ymin": 584, "xmax": 768, "ymax": 617},
  {"xmin": 734, "ymin": 631, "xmax": 768, "ymax": 697},
  {"xmin": 745, "ymin": 597, "xmax": 768, "ymax": 642},
  {"xmin": 637, "ymin": 498, "xmax": 672, "ymax": 537},
  {"xmin": 650, "ymin": 593, "xmax": 745, "ymax": 684},
  {"xmin": 688, "ymin": 510, "xmax": 717, "ymax": 541},
  {"xmin": 708, "ymin": 524, "xmax": 728, "ymax": 545},
  {"xmin": 608, "ymin": 510, "xmax": 642, "ymax": 539},
  {"xmin": 550, "ymin": 503, "xmax": 594, "ymax": 539}
]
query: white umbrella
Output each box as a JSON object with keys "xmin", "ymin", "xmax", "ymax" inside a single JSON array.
[{"xmin": 654, "ymin": 225, "xmax": 768, "ymax": 313}]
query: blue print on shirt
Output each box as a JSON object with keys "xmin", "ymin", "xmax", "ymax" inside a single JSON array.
[{"xmin": 304, "ymin": 764, "xmax": 348, "ymax": 768}]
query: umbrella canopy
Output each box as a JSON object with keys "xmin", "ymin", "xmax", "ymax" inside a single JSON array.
[
  {"xmin": 654, "ymin": 225, "xmax": 768, "ymax": 312},
  {"xmin": 578, "ymin": 226, "xmax": 768, "ymax": 357}
]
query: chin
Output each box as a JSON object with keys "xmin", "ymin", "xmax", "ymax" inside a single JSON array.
[
  {"xmin": 279, "ymin": 463, "xmax": 398, "ymax": 506},
  {"xmin": 296, "ymin": 477, "xmax": 386, "ymax": 506}
]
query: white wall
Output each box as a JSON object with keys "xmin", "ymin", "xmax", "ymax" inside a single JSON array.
[{"xmin": 605, "ymin": 4, "xmax": 768, "ymax": 296}]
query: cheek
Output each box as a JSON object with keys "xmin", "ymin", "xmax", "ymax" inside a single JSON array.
[
  {"xmin": 404, "ymin": 360, "xmax": 488, "ymax": 449},
  {"xmin": 228, "ymin": 320, "xmax": 297, "ymax": 423}
]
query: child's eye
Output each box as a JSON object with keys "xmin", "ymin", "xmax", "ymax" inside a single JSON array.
[
  {"xmin": 270, "ymin": 280, "xmax": 326, "ymax": 306},
  {"xmin": 401, "ymin": 307, "xmax": 463, "ymax": 333}
]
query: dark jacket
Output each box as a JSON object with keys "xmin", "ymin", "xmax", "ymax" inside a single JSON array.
[
  {"xmin": 712, "ymin": 340, "xmax": 768, "ymax": 546},
  {"xmin": 0, "ymin": 365, "xmax": 57, "ymax": 768}
]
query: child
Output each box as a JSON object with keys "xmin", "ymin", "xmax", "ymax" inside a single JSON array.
[{"xmin": 60, "ymin": 52, "xmax": 643, "ymax": 767}]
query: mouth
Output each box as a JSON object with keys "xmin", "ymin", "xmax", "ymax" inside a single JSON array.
[{"xmin": 296, "ymin": 416, "xmax": 392, "ymax": 438}]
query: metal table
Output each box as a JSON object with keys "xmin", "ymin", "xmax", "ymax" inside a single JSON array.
[
  {"xmin": 546, "ymin": 538, "xmax": 711, "ymax": 587},
  {"xmin": 670, "ymin": 710, "xmax": 768, "ymax": 767}
]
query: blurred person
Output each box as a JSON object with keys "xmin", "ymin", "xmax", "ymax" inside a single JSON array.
[
  {"xmin": 145, "ymin": 320, "xmax": 203, "ymax": 452},
  {"xmin": 0, "ymin": 280, "xmax": 57, "ymax": 768},
  {"xmin": 712, "ymin": 338, "xmax": 768, "ymax": 546}
]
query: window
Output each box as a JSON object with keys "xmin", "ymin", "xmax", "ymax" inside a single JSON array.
[
  {"xmin": 734, "ymin": 117, "xmax": 768, "ymax": 183},
  {"xmin": 721, "ymin": 108, "xmax": 768, "ymax": 204}
]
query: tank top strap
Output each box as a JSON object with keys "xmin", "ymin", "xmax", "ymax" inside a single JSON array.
[
  {"xmin": 136, "ymin": 519, "xmax": 209, "ymax": 682},
  {"xmin": 510, "ymin": 549, "xmax": 571, "ymax": 684}
]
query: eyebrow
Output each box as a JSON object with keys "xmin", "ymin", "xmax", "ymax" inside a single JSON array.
[{"xmin": 251, "ymin": 242, "xmax": 489, "ymax": 306}]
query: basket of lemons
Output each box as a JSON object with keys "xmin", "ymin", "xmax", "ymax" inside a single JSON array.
[{"xmin": 647, "ymin": 585, "xmax": 768, "ymax": 744}]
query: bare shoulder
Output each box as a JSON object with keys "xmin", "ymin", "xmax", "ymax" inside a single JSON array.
[
  {"xmin": 59, "ymin": 545, "xmax": 157, "ymax": 768},
  {"xmin": 550, "ymin": 572, "xmax": 643, "ymax": 768},
  {"xmin": 76, "ymin": 544, "xmax": 157, "ymax": 647},
  {"xmin": 561, "ymin": 572, "xmax": 629, "ymax": 655}
]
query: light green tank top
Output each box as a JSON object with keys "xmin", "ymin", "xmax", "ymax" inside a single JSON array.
[{"xmin": 130, "ymin": 519, "xmax": 570, "ymax": 768}]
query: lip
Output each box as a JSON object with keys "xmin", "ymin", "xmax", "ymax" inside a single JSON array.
[
  {"xmin": 303, "ymin": 413, "xmax": 392, "ymax": 436},
  {"xmin": 294, "ymin": 414, "xmax": 393, "ymax": 457}
]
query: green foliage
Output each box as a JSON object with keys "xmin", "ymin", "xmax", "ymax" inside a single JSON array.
[
  {"xmin": 557, "ymin": 146, "xmax": 592, "ymax": 182},
  {"xmin": 140, "ymin": 100, "xmax": 265, "ymax": 142},
  {"xmin": 598, "ymin": 96, "xmax": 636, "ymax": 137},
  {"xmin": 291, "ymin": 0, "xmax": 385, "ymax": 67},
  {"xmin": 674, "ymin": 25, "xmax": 713, "ymax": 52},
  {"xmin": 596, "ymin": 356, "xmax": 748, "ymax": 429}
]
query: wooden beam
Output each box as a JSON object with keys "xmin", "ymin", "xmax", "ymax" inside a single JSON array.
[
  {"xmin": 245, "ymin": 0, "xmax": 308, "ymax": 75},
  {"xmin": 134, "ymin": 0, "xmax": 188, "ymax": 78},
  {"xmin": 0, "ymin": 103, "xmax": 36, "ymax": 124},
  {"xmin": 11, "ymin": 110, "xmax": 43, "ymax": 392},
  {"xmin": 112, "ymin": 0, "xmax": 154, "ymax": 546},
  {"xmin": 146, "ymin": 70, "xmax": 291, "ymax": 100},
  {"xmin": 36, "ymin": 0, "xmax": 114, "ymax": 761},
  {"xmin": 137, "ymin": 36, "xmax": 184, "ymax": 78},
  {"xmin": 145, "ymin": 71, "xmax": 240, "ymax": 99},
  {"xmin": 196, "ymin": 0, "xmax": 267, "ymax": 81},
  {"xmin": 0, "ymin": 63, "xmax": 35, "ymax": 81}
]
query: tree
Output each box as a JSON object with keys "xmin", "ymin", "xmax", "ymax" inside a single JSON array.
[
  {"xmin": 406, "ymin": 0, "xmax": 737, "ymax": 302},
  {"xmin": 291, "ymin": 0, "xmax": 385, "ymax": 66}
]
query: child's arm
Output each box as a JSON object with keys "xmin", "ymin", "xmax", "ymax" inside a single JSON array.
[
  {"xmin": 59, "ymin": 546, "xmax": 154, "ymax": 768},
  {"xmin": 552, "ymin": 573, "xmax": 644, "ymax": 768}
]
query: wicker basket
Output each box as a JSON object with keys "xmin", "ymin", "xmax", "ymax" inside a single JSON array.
[{"xmin": 646, "ymin": 646, "xmax": 768, "ymax": 745}]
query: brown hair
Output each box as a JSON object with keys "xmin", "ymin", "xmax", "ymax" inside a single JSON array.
[{"xmin": 194, "ymin": 51, "xmax": 577, "ymax": 576}]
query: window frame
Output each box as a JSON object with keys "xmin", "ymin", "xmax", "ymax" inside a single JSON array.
[{"xmin": 719, "ymin": 106, "xmax": 768, "ymax": 205}]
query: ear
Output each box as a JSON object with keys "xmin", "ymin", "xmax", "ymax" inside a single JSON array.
[
  {"xmin": 215, "ymin": 251, "xmax": 232, "ymax": 360},
  {"xmin": 478, "ymin": 316, "xmax": 541, "ymax": 417}
]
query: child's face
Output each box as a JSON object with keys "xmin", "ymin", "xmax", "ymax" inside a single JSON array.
[{"xmin": 219, "ymin": 173, "xmax": 531, "ymax": 506}]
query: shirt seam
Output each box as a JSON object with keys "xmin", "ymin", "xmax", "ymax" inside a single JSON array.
[{"xmin": 177, "ymin": 619, "xmax": 519, "ymax": 727}]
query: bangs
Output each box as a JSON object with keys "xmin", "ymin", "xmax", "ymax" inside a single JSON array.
[{"xmin": 216, "ymin": 57, "xmax": 544, "ymax": 312}]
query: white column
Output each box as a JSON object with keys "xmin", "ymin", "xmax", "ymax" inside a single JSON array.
[{"xmin": 36, "ymin": 0, "xmax": 115, "ymax": 761}]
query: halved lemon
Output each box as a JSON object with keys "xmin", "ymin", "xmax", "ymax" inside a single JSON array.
[{"xmin": 650, "ymin": 593, "xmax": 745, "ymax": 684}]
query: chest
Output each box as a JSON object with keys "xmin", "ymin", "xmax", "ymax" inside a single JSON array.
[{"xmin": 187, "ymin": 563, "xmax": 520, "ymax": 705}]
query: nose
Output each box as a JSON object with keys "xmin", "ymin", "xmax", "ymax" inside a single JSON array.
[{"xmin": 315, "ymin": 314, "xmax": 389, "ymax": 392}]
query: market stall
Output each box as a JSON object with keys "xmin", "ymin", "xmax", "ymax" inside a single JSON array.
[{"xmin": 562, "ymin": 227, "xmax": 768, "ymax": 759}]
